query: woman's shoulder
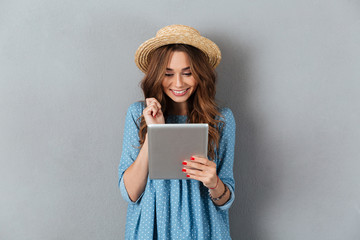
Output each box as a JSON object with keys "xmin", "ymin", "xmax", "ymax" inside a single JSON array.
[
  {"xmin": 125, "ymin": 101, "xmax": 145, "ymax": 125},
  {"xmin": 127, "ymin": 101, "xmax": 145, "ymax": 115},
  {"xmin": 217, "ymin": 107, "xmax": 235, "ymax": 124}
]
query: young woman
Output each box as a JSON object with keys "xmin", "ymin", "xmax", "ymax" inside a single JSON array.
[{"xmin": 118, "ymin": 25, "xmax": 236, "ymax": 239}]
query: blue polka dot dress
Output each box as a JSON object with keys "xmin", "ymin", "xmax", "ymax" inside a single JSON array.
[{"xmin": 118, "ymin": 102, "xmax": 236, "ymax": 240}]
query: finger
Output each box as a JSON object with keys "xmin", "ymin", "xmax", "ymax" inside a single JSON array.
[
  {"xmin": 145, "ymin": 98, "xmax": 153, "ymax": 107},
  {"xmin": 153, "ymin": 101, "xmax": 162, "ymax": 110},
  {"xmin": 146, "ymin": 98, "xmax": 162, "ymax": 110},
  {"xmin": 149, "ymin": 101, "xmax": 158, "ymax": 108},
  {"xmin": 144, "ymin": 104, "xmax": 157, "ymax": 114},
  {"xmin": 185, "ymin": 171, "xmax": 218, "ymax": 188},
  {"xmin": 144, "ymin": 105, "xmax": 159, "ymax": 117},
  {"xmin": 183, "ymin": 167, "xmax": 205, "ymax": 177},
  {"xmin": 156, "ymin": 105, "xmax": 163, "ymax": 115},
  {"xmin": 145, "ymin": 98, "xmax": 156, "ymax": 107},
  {"xmin": 149, "ymin": 103, "xmax": 160, "ymax": 117},
  {"xmin": 145, "ymin": 99, "xmax": 162, "ymax": 119},
  {"xmin": 184, "ymin": 160, "xmax": 216, "ymax": 171},
  {"xmin": 190, "ymin": 156, "xmax": 216, "ymax": 167},
  {"xmin": 183, "ymin": 161, "xmax": 207, "ymax": 171},
  {"xmin": 185, "ymin": 173, "xmax": 207, "ymax": 183},
  {"xmin": 190, "ymin": 156, "xmax": 208, "ymax": 164},
  {"xmin": 148, "ymin": 102, "xmax": 162, "ymax": 116}
]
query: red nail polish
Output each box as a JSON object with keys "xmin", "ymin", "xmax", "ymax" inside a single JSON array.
[
  {"xmin": 186, "ymin": 174, "xmax": 190, "ymax": 177},
  {"xmin": 182, "ymin": 168, "xmax": 186, "ymax": 172},
  {"xmin": 190, "ymin": 157, "xmax": 195, "ymax": 160},
  {"xmin": 182, "ymin": 161, "xmax": 187, "ymax": 165}
]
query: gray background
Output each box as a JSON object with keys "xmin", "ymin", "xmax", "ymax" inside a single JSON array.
[{"xmin": 1, "ymin": 0, "xmax": 359, "ymax": 239}]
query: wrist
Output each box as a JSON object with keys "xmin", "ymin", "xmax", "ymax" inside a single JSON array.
[
  {"xmin": 209, "ymin": 176, "xmax": 219, "ymax": 189},
  {"xmin": 209, "ymin": 182, "xmax": 228, "ymax": 202}
]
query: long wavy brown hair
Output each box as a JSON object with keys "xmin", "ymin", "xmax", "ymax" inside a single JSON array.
[{"xmin": 138, "ymin": 44, "xmax": 224, "ymax": 160}]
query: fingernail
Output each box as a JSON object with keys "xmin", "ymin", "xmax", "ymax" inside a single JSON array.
[
  {"xmin": 190, "ymin": 157, "xmax": 195, "ymax": 160},
  {"xmin": 182, "ymin": 168, "xmax": 186, "ymax": 172},
  {"xmin": 182, "ymin": 161, "xmax": 187, "ymax": 165},
  {"xmin": 186, "ymin": 174, "xmax": 190, "ymax": 177}
]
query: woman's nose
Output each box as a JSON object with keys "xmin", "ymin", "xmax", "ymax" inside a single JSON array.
[{"xmin": 175, "ymin": 74, "xmax": 184, "ymax": 87}]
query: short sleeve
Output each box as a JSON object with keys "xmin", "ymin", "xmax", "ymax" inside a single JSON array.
[
  {"xmin": 215, "ymin": 108, "xmax": 236, "ymax": 211},
  {"xmin": 118, "ymin": 102, "xmax": 145, "ymax": 204}
]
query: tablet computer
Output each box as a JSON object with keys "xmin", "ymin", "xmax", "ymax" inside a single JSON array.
[{"xmin": 148, "ymin": 123, "xmax": 208, "ymax": 179}]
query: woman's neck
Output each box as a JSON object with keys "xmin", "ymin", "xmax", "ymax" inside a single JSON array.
[{"xmin": 168, "ymin": 101, "xmax": 188, "ymax": 115}]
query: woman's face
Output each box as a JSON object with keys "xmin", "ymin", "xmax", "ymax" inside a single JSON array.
[{"xmin": 161, "ymin": 51, "xmax": 197, "ymax": 104}]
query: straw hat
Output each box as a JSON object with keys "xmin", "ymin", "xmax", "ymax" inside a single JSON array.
[{"xmin": 135, "ymin": 24, "xmax": 221, "ymax": 73}]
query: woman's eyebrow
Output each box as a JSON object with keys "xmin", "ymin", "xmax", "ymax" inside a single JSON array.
[{"xmin": 166, "ymin": 67, "xmax": 190, "ymax": 71}]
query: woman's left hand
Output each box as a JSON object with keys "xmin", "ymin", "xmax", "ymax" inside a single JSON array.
[{"xmin": 182, "ymin": 156, "xmax": 218, "ymax": 189}]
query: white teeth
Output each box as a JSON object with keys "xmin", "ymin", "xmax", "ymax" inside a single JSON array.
[{"xmin": 173, "ymin": 89, "xmax": 187, "ymax": 94}]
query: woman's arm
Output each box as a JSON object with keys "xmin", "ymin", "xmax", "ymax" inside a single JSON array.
[
  {"xmin": 123, "ymin": 134, "xmax": 149, "ymax": 202},
  {"xmin": 120, "ymin": 98, "xmax": 165, "ymax": 203},
  {"xmin": 183, "ymin": 107, "xmax": 236, "ymax": 208}
]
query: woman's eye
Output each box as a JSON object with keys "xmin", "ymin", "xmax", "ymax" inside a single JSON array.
[
  {"xmin": 183, "ymin": 73, "xmax": 192, "ymax": 76},
  {"xmin": 165, "ymin": 73, "xmax": 173, "ymax": 76}
]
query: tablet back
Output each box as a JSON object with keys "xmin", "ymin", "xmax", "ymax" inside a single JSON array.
[{"xmin": 148, "ymin": 123, "xmax": 208, "ymax": 179}]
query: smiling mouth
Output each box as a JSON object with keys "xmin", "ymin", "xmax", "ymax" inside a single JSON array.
[{"xmin": 170, "ymin": 88, "xmax": 190, "ymax": 96}]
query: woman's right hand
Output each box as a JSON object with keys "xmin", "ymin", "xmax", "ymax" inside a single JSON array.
[{"xmin": 143, "ymin": 98, "xmax": 165, "ymax": 125}]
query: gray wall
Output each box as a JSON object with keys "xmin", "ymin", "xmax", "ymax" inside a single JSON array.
[{"xmin": 1, "ymin": 0, "xmax": 359, "ymax": 239}]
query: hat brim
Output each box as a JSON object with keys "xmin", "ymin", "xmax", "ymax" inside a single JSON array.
[{"xmin": 135, "ymin": 33, "xmax": 221, "ymax": 73}]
